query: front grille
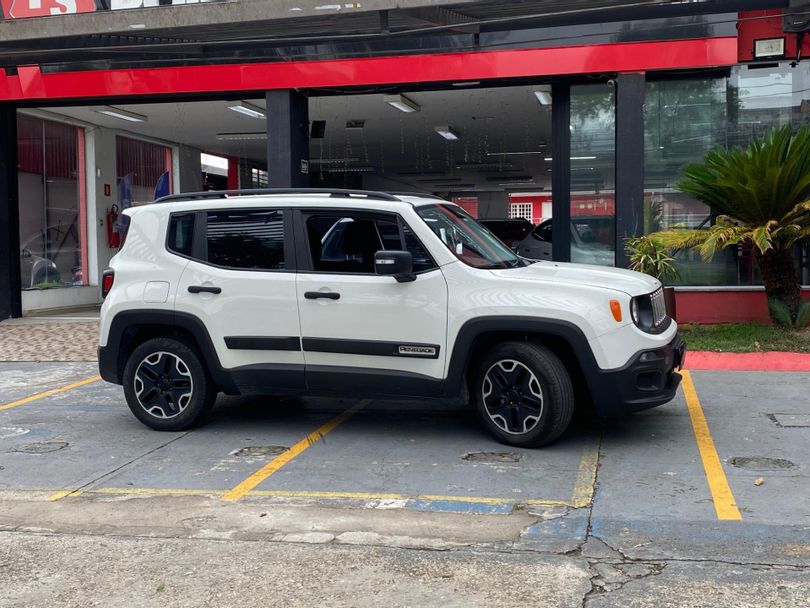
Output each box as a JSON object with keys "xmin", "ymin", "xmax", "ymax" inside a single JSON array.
[{"xmin": 650, "ymin": 288, "xmax": 667, "ymax": 327}]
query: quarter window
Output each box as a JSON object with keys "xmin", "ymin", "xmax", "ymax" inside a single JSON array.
[
  {"xmin": 206, "ymin": 210, "xmax": 285, "ymax": 270},
  {"xmin": 167, "ymin": 213, "xmax": 195, "ymax": 257}
]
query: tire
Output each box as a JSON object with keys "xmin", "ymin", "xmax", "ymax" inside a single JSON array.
[
  {"xmin": 472, "ymin": 341, "xmax": 574, "ymax": 448},
  {"xmin": 122, "ymin": 337, "xmax": 216, "ymax": 431}
]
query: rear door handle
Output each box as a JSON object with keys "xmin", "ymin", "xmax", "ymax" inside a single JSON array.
[
  {"xmin": 304, "ymin": 291, "xmax": 340, "ymax": 300},
  {"xmin": 188, "ymin": 285, "xmax": 222, "ymax": 294}
]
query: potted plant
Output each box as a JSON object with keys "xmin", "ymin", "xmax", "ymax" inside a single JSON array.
[
  {"xmin": 651, "ymin": 125, "xmax": 810, "ymax": 328},
  {"xmin": 625, "ymin": 234, "xmax": 679, "ymax": 319}
]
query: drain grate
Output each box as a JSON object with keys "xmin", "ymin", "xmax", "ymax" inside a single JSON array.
[
  {"xmin": 462, "ymin": 451, "xmax": 522, "ymax": 463},
  {"xmin": 767, "ymin": 414, "xmax": 810, "ymax": 428},
  {"xmin": 10, "ymin": 441, "xmax": 69, "ymax": 454},
  {"xmin": 729, "ymin": 456, "xmax": 796, "ymax": 470},
  {"xmin": 231, "ymin": 445, "xmax": 288, "ymax": 458}
]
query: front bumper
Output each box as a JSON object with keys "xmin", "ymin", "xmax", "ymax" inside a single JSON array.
[{"xmin": 588, "ymin": 335, "xmax": 685, "ymax": 417}]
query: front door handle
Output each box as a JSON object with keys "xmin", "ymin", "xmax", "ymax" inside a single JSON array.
[
  {"xmin": 304, "ymin": 291, "xmax": 340, "ymax": 300},
  {"xmin": 188, "ymin": 285, "xmax": 222, "ymax": 294}
]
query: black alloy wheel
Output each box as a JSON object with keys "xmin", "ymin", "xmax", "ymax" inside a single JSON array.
[
  {"xmin": 122, "ymin": 337, "xmax": 215, "ymax": 431},
  {"xmin": 473, "ymin": 341, "xmax": 574, "ymax": 448}
]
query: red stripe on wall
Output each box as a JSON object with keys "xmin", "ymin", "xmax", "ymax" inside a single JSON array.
[{"xmin": 0, "ymin": 37, "xmax": 737, "ymax": 102}]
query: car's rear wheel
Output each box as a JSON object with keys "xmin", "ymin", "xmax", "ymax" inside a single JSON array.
[
  {"xmin": 122, "ymin": 337, "xmax": 215, "ymax": 431},
  {"xmin": 472, "ymin": 341, "xmax": 574, "ymax": 448}
]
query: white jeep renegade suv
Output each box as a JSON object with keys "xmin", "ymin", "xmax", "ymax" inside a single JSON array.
[{"xmin": 99, "ymin": 189, "xmax": 684, "ymax": 447}]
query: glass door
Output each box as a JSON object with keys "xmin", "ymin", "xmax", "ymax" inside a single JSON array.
[{"xmin": 569, "ymin": 84, "xmax": 616, "ymax": 266}]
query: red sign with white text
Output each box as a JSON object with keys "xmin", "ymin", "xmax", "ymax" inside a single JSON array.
[{"xmin": 1, "ymin": 0, "xmax": 96, "ymax": 18}]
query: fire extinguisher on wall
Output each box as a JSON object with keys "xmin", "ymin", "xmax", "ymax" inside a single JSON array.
[{"xmin": 107, "ymin": 205, "xmax": 121, "ymax": 249}]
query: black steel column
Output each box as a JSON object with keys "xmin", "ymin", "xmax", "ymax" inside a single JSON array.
[
  {"xmin": 0, "ymin": 108, "xmax": 21, "ymax": 319},
  {"xmin": 551, "ymin": 83, "xmax": 571, "ymax": 263},
  {"xmin": 266, "ymin": 90, "xmax": 310, "ymax": 188},
  {"xmin": 614, "ymin": 72, "xmax": 646, "ymax": 268}
]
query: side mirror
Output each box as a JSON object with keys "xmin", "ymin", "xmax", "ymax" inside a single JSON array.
[{"xmin": 374, "ymin": 250, "xmax": 415, "ymax": 283}]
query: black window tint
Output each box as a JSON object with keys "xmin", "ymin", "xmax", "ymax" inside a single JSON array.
[
  {"xmin": 206, "ymin": 209, "xmax": 284, "ymax": 270},
  {"xmin": 307, "ymin": 215, "xmax": 381, "ymax": 273},
  {"xmin": 168, "ymin": 213, "xmax": 195, "ymax": 257},
  {"xmin": 306, "ymin": 214, "xmax": 435, "ymax": 274}
]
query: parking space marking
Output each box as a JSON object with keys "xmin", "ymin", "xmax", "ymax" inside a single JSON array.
[
  {"xmin": 0, "ymin": 375, "xmax": 101, "ymax": 412},
  {"xmin": 570, "ymin": 434, "xmax": 601, "ymax": 508},
  {"xmin": 221, "ymin": 400, "xmax": 369, "ymax": 502},
  {"xmin": 681, "ymin": 370, "xmax": 742, "ymax": 521}
]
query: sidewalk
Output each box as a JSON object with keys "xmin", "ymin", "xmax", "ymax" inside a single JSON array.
[{"xmin": 0, "ymin": 316, "xmax": 99, "ymax": 362}]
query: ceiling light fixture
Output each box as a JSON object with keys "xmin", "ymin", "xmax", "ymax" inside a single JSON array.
[
  {"xmin": 434, "ymin": 126, "xmax": 459, "ymax": 141},
  {"xmin": 533, "ymin": 91, "xmax": 552, "ymax": 105},
  {"xmin": 543, "ymin": 156, "xmax": 597, "ymax": 161},
  {"xmin": 94, "ymin": 106, "xmax": 147, "ymax": 123},
  {"xmin": 487, "ymin": 151, "xmax": 544, "ymax": 156},
  {"xmin": 215, "ymin": 132, "xmax": 267, "ymax": 141},
  {"xmin": 321, "ymin": 166, "xmax": 375, "ymax": 173},
  {"xmin": 226, "ymin": 101, "xmax": 266, "ymax": 119},
  {"xmin": 384, "ymin": 94, "xmax": 420, "ymax": 113}
]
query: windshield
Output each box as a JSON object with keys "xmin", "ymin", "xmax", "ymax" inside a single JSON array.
[{"xmin": 416, "ymin": 204, "xmax": 526, "ymax": 269}]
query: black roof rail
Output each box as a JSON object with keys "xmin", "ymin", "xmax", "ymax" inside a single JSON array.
[{"xmin": 153, "ymin": 188, "xmax": 401, "ymax": 204}]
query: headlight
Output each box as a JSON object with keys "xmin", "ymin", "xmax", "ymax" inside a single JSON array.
[{"xmin": 630, "ymin": 288, "xmax": 668, "ymax": 333}]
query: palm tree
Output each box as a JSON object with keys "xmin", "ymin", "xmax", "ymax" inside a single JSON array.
[{"xmin": 652, "ymin": 125, "xmax": 810, "ymax": 327}]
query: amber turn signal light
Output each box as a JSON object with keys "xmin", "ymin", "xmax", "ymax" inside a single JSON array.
[{"xmin": 609, "ymin": 299, "xmax": 622, "ymax": 322}]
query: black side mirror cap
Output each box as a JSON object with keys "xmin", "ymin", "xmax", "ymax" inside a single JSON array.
[{"xmin": 374, "ymin": 250, "xmax": 416, "ymax": 283}]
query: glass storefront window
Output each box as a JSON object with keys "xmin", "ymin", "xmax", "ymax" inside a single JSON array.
[
  {"xmin": 116, "ymin": 136, "xmax": 172, "ymax": 208},
  {"xmin": 17, "ymin": 114, "xmax": 86, "ymax": 290},
  {"xmin": 644, "ymin": 62, "xmax": 810, "ymax": 285},
  {"xmin": 570, "ymin": 84, "xmax": 616, "ymax": 267}
]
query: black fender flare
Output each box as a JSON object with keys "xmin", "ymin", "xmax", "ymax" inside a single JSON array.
[
  {"xmin": 99, "ymin": 309, "xmax": 234, "ymax": 392},
  {"xmin": 443, "ymin": 316, "xmax": 600, "ymax": 398}
]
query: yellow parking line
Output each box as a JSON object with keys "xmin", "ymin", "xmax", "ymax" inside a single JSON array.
[
  {"xmin": 221, "ymin": 400, "xmax": 369, "ymax": 502},
  {"xmin": 681, "ymin": 370, "xmax": 742, "ymax": 521},
  {"xmin": 570, "ymin": 434, "xmax": 601, "ymax": 508},
  {"xmin": 46, "ymin": 489, "xmax": 77, "ymax": 501},
  {"xmin": 0, "ymin": 375, "xmax": 102, "ymax": 412}
]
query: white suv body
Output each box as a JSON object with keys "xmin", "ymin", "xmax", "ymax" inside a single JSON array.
[{"xmin": 99, "ymin": 190, "xmax": 684, "ymax": 447}]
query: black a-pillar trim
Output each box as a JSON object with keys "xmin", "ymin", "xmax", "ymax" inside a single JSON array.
[
  {"xmin": 0, "ymin": 108, "xmax": 22, "ymax": 319},
  {"xmin": 614, "ymin": 72, "xmax": 646, "ymax": 268},
  {"xmin": 266, "ymin": 90, "xmax": 310, "ymax": 188},
  {"xmin": 551, "ymin": 83, "xmax": 571, "ymax": 262}
]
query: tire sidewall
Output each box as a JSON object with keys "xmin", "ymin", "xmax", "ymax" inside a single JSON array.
[
  {"xmin": 473, "ymin": 342, "xmax": 572, "ymax": 448},
  {"xmin": 122, "ymin": 337, "xmax": 214, "ymax": 431}
]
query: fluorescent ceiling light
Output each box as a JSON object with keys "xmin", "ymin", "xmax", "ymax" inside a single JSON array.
[
  {"xmin": 226, "ymin": 101, "xmax": 266, "ymax": 119},
  {"xmin": 434, "ymin": 126, "xmax": 459, "ymax": 141},
  {"xmin": 487, "ymin": 151, "xmax": 544, "ymax": 156},
  {"xmin": 322, "ymin": 166, "xmax": 375, "ymax": 173},
  {"xmin": 543, "ymin": 156, "xmax": 597, "ymax": 161},
  {"xmin": 95, "ymin": 106, "xmax": 147, "ymax": 123},
  {"xmin": 384, "ymin": 94, "xmax": 420, "ymax": 113},
  {"xmin": 309, "ymin": 157, "xmax": 360, "ymax": 165},
  {"xmin": 533, "ymin": 91, "xmax": 552, "ymax": 105},
  {"xmin": 215, "ymin": 132, "xmax": 267, "ymax": 141}
]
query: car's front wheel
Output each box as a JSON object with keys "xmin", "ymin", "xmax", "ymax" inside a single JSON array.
[
  {"xmin": 122, "ymin": 337, "xmax": 215, "ymax": 431},
  {"xmin": 472, "ymin": 341, "xmax": 574, "ymax": 448}
]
